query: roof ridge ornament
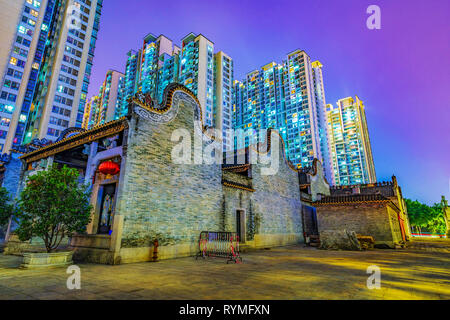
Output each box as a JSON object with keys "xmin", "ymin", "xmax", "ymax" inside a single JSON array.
[{"xmin": 130, "ymin": 90, "xmax": 155, "ymax": 111}]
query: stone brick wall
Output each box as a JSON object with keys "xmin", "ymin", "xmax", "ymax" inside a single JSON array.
[
  {"xmin": 221, "ymin": 133, "xmax": 303, "ymax": 249},
  {"xmin": 222, "ymin": 183, "xmax": 254, "ymax": 237},
  {"xmin": 115, "ymin": 94, "xmax": 224, "ymax": 262},
  {"xmin": 251, "ymin": 157, "xmax": 303, "ymax": 245},
  {"xmin": 387, "ymin": 206, "xmax": 403, "ymax": 244},
  {"xmin": 309, "ymin": 160, "xmax": 331, "ymax": 201},
  {"xmin": 244, "ymin": 135, "xmax": 303, "ymax": 247},
  {"xmin": 315, "ymin": 202, "xmax": 398, "ymax": 247}
]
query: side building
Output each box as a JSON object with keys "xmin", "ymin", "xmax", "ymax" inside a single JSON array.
[
  {"xmin": 0, "ymin": 0, "xmax": 103, "ymax": 153},
  {"xmin": 314, "ymin": 176, "xmax": 411, "ymax": 248},
  {"xmin": 326, "ymin": 96, "xmax": 376, "ymax": 185},
  {"xmin": 232, "ymin": 51, "xmax": 333, "ymax": 183}
]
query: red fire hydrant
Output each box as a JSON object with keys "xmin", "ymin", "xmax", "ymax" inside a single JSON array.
[{"xmin": 152, "ymin": 239, "xmax": 159, "ymax": 262}]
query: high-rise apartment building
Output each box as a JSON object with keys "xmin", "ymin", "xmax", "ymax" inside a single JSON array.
[
  {"xmin": 0, "ymin": 0, "xmax": 103, "ymax": 153},
  {"xmin": 311, "ymin": 60, "xmax": 333, "ymax": 184},
  {"xmin": 118, "ymin": 34, "xmax": 180, "ymax": 118},
  {"xmin": 140, "ymin": 34, "xmax": 180, "ymax": 102},
  {"xmin": 82, "ymin": 69, "xmax": 124, "ymax": 129},
  {"xmin": 214, "ymin": 51, "xmax": 233, "ymax": 150},
  {"xmin": 118, "ymin": 33, "xmax": 233, "ymax": 148},
  {"xmin": 82, "ymin": 95, "xmax": 96, "ymax": 129},
  {"xmin": 119, "ymin": 49, "xmax": 141, "ymax": 118},
  {"xmin": 232, "ymin": 50, "xmax": 333, "ymax": 181},
  {"xmin": 326, "ymin": 96, "xmax": 376, "ymax": 185},
  {"xmin": 179, "ymin": 33, "xmax": 216, "ymax": 127}
]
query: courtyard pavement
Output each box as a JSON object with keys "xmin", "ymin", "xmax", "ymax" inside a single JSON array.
[{"xmin": 0, "ymin": 242, "xmax": 448, "ymax": 300}]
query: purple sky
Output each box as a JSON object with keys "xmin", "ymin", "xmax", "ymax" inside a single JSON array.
[{"xmin": 89, "ymin": 0, "xmax": 450, "ymax": 205}]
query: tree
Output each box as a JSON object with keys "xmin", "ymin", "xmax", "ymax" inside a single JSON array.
[
  {"xmin": 0, "ymin": 187, "xmax": 15, "ymax": 227},
  {"xmin": 429, "ymin": 203, "xmax": 446, "ymax": 234},
  {"xmin": 405, "ymin": 198, "xmax": 446, "ymax": 234},
  {"xmin": 16, "ymin": 165, "xmax": 92, "ymax": 252}
]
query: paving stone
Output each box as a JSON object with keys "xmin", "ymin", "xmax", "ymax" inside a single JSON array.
[{"xmin": 0, "ymin": 244, "xmax": 449, "ymax": 299}]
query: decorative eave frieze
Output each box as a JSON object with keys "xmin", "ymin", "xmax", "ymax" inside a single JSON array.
[
  {"xmin": 222, "ymin": 179, "xmax": 255, "ymax": 192},
  {"xmin": 19, "ymin": 118, "xmax": 128, "ymax": 164}
]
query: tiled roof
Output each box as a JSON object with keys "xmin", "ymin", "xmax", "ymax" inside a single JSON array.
[
  {"xmin": 314, "ymin": 193, "xmax": 390, "ymax": 205},
  {"xmin": 19, "ymin": 118, "xmax": 127, "ymax": 163}
]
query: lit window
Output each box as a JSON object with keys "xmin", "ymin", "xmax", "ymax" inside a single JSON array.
[
  {"xmin": 4, "ymin": 105, "xmax": 14, "ymax": 113},
  {"xmin": 10, "ymin": 57, "xmax": 17, "ymax": 65}
]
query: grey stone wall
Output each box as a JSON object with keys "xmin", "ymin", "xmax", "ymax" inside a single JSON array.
[
  {"xmin": 222, "ymin": 181, "xmax": 255, "ymax": 239},
  {"xmin": 309, "ymin": 160, "xmax": 331, "ymax": 201},
  {"xmin": 116, "ymin": 96, "xmax": 223, "ymax": 250},
  {"xmin": 222, "ymin": 135, "xmax": 303, "ymax": 247},
  {"xmin": 251, "ymin": 150, "xmax": 303, "ymax": 240}
]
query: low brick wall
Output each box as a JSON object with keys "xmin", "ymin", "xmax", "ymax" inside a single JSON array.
[{"xmin": 315, "ymin": 203, "xmax": 398, "ymax": 248}]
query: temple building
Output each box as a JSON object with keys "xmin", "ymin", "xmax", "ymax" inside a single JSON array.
[
  {"xmin": 3, "ymin": 84, "xmax": 413, "ymax": 261},
  {"xmin": 12, "ymin": 84, "xmax": 303, "ymax": 264}
]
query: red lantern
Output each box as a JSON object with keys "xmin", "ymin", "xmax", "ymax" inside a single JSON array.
[{"xmin": 98, "ymin": 160, "xmax": 120, "ymax": 177}]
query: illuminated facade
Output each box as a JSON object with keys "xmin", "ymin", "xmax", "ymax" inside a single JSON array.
[
  {"xmin": 119, "ymin": 33, "xmax": 233, "ymax": 146},
  {"xmin": 311, "ymin": 61, "xmax": 333, "ymax": 185},
  {"xmin": 214, "ymin": 51, "xmax": 233, "ymax": 150},
  {"xmin": 0, "ymin": 0, "xmax": 103, "ymax": 153},
  {"xmin": 232, "ymin": 51, "xmax": 333, "ymax": 182},
  {"xmin": 83, "ymin": 70, "xmax": 124, "ymax": 129},
  {"xmin": 326, "ymin": 96, "xmax": 376, "ymax": 185},
  {"xmin": 140, "ymin": 34, "xmax": 180, "ymax": 102},
  {"xmin": 179, "ymin": 33, "xmax": 217, "ymax": 127},
  {"xmin": 119, "ymin": 34, "xmax": 180, "ymax": 117},
  {"xmin": 82, "ymin": 96, "xmax": 95, "ymax": 130},
  {"xmin": 0, "ymin": 0, "xmax": 44, "ymax": 153},
  {"xmin": 117, "ymin": 49, "xmax": 138, "ymax": 119}
]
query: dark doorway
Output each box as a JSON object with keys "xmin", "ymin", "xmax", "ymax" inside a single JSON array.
[
  {"xmin": 302, "ymin": 205, "xmax": 320, "ymax": 246},
  {"xmin": 97, "ymin": 183, "xmax": 116, "ymax": 234},
  {"xmin": 236, "ymin": 210, "xmax": 245, "ymax": 243},
  {"xmin": 303, "ymin": 206, "xmax": 319, "ymax": 235}
]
